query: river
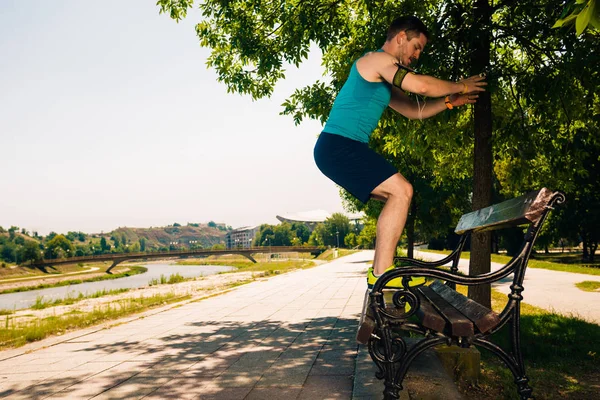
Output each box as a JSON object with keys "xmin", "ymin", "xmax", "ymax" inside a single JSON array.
[{"xmin": 0, "ymin": 263, "xmax": 234, "ymax": 310}]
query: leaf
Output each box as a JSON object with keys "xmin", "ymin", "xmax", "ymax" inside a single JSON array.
[
  {"xmin": 553, "ymin": 14, "xmax": 579, "ymax": 28},
  {"xmin": 576, "ymin": 2, "xmax": 593, "ymax": 35},
  {"xmin": 591, "ymin": 12, "xmax": 600, "ymax": 29}
]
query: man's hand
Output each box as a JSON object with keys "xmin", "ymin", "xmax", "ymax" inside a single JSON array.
[
  {"xmin": 457, "ymin": 74, "xmax": 487, "ymax": 94},
  {"xmin": 448, "ymin": 92, "xmax": 479, "ymax": 107}
]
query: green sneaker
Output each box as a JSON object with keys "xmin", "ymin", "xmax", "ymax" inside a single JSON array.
[{"xmin": 367, "ymin": 266, "xmax": 426, "ymax": 290}]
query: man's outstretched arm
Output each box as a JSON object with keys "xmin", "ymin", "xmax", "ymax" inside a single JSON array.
[
  {"xmin": 366, "ymin": 52, "xmax": 487, "ymax": 97},
  {"xmin": 389, "ymin": 88, "xmax": 479, "ymax": 120}
]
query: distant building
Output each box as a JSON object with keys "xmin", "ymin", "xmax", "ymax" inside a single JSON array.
[
  {"xmin": 225, "ymin": 226, "xmax": 260, "ymax": 249},
  {"xmin": 276, "ymin": 210, "xmax": 364, "ymax": 231}
]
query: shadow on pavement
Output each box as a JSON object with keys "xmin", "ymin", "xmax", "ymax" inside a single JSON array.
[{"xmin": 0, "ymin": 316, "xmax": 362, "ymax": 399}]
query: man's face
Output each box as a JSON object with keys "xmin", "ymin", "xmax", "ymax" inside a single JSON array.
[{"xmin": 399, "ymin": 32, "xmax": 427, "ymax": 67}]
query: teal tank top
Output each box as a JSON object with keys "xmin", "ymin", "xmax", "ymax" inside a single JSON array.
[{"xmin": 323, "ymin": 51, "xmax": 391, "ymax": 143}]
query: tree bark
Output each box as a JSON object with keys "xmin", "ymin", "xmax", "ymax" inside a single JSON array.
[{"xmin": 468, "ymin": 0, "xmax": 493, "ymax": 309}]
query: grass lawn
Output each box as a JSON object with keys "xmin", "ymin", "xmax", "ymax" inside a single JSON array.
[
  {"xmin": 452, "ymin": 285, "xmax": 600, "ymax": 399},
  {"xmin": 176, "ymin": 258, "xmax": 316, "ymax": 275},
  {"xmin": 420, "ymin": 249, "xmax": 600, "ymax": 276},
  {"xmin": 176, "ymin": 248, "xmax": 359, "ymax": 272},
  {"xmin": 575, "ymin": 281, "xmax": 600, "ymax": 292},
  {"xmin": 0, "ymin": 292, "xmax": 191, "ymax": 349}
]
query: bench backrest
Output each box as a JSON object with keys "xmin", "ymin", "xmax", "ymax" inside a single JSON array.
[{"xmin": 454, "ymin": 188, "xmax": 555, "ymax": 235}]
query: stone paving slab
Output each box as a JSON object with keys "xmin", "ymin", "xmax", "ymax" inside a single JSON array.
[
  {"xmin": 353, "ymin": 341, "xmax": 464, "ymax": 400},
  {"xmin": 0, "ymin": 251, "xmax": 462, "ymax": 399}
]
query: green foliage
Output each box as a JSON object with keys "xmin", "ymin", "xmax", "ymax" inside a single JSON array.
[
  {"xmin": 158, "ymin": 0, "xmax": 599, "ymax": 255},
  {"xmin": 291, "ymin": 222, "xmax": 310, "ymax": 244},
  {"xmin": 273, "ymin": 223, "xmax": 293, "ymax": 246},
  {"xmin": 66, "ymin": 231, "xmax": 77, "ymax": 241},
  {"xmin": 344, "ymin": 232, "xmax": 358, "ymax": 248},
  {"xmin": 357, "ymin": 217, "xmax": 377, "ymax": 249},
  {"xmin": 111, "ymin": 235, "xmax": 120, "ymax": 248},
  {"xmin": 156, "ymin": 0, "xmax": 194, "ymax": 22},
  {"xmin": 208, "ymin": 221, "xmax": 217, "ymax": 228},
  {"xmin": 100, "ymin": 237, "xmax": 110, "ymax": 252},
  {"xmin": 308, "ymin": 223, "xmax": 326, "ymax": 247},
  {"xmin": 306, "ymin": 214, "xmax": 352, "ymax": 248},
  {"xmin": 553, "ymin": 0, "xmax": 599, "ymax": 35},
  {"xmin": 44, "ymin": 235, "xmax": 75, "ymax": 259},
  {"xmin": 254, "ymin": 222, "xmax": 313, "ymax": 246},
  {"xmin": 1, "ymin": 242, "xmax": 17, "ymax": 263},
  {"xmin": 323, "ymin": 213, "xmax": 351, "ymax": 247},
  {"xmin": 20, "ymin": 240, "xmax": 42, "ymax": 263},
  {"xmin": 255, "ymin": 224, "xmax": 275, "ymax": 246}
]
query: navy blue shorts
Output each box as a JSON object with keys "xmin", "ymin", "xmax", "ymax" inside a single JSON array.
[{"xmin": 314, "ymin": 132, "xmax": 397, "ymax": 204}]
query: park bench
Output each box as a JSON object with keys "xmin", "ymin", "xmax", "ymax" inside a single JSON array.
[{"xmin": 356, "ymin": 188, "xmax": 565, "ymax": 400}]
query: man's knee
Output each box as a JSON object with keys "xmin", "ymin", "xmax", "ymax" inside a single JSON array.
[
  {"xmin": 397, "ymin": 180, "xmax": 413, "ymax": 202},
  {"xmin": 388, "ymin": 174, "xmax": 413, "ymax": 202},
  {"xmin": 372, "ymin": 173, "xmax": 413, "ymax": 202}
]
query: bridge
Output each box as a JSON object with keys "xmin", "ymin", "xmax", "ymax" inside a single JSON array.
[{"xmin": 31, "ymin": 246, "xmax": 326, "ymax": 273}]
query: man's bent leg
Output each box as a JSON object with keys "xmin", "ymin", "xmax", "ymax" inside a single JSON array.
[{"xmin": 370, "ymin": 173, "xmax": 413, "ymax": 275}]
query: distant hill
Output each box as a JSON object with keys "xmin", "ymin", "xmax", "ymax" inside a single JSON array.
[
  {"xmin": 1, "ymin": 223, "xmax": 231, "ymax": 264},
  {"xmin": 107, "ymin": 224, "xmax": 227, "ymax": 250}
]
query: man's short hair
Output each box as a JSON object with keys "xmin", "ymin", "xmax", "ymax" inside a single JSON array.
[{"xmin": 386, "ymin": 16, "xmax": 429, "ymax": 41}]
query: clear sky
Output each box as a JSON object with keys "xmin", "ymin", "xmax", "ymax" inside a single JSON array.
[{"xmin": 0, "ymin": 0, "xmax": 346, "ymax": 235}]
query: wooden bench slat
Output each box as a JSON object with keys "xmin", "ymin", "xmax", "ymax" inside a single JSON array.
[
  {"xmin": 418, "ymin": 286, "xmax": 474, "ymax": 337},
  {"xmin": 415, "ymin": 287, "xmax": 447, "ymax": 333},
  {"xmin": 356, "ymin": 290, "xmax": 375, "ymax": 345},
  {"xmin": 454, "ymin": 188, "xmax": 553, "ymax": 234},
  {"xmin": 429, "ymin": 281, "xmax": 500, "ymax": 334}
]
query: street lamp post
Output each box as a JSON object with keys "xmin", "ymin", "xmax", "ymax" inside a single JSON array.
[{"xmin": 336, "ymin": 230, "xmax": 340, "ymax": 248}]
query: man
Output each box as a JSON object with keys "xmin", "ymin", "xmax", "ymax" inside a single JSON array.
[{"xmin": 314, "ymin": 16, "xmax": 486, "ymax": 288}]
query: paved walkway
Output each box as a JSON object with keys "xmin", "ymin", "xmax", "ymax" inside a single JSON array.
[
  {"xmin": 0, "ymin": 251, "xmax": 461, "ymax": 400},
  {"xmin": 414, "ymin": 250, "xmax": 600, "ymax": 324}
]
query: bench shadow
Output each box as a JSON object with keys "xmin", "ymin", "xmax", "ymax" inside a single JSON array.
[{"xmin": 1, "ymin": 316, "xmax": 361, "ymax": 399}]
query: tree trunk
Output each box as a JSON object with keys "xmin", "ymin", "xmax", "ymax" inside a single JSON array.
[
  {"xmin": 406, "ymin": 200, "xmax": 417, "ymax": 258},
  {"xmin": 468, "ymin": 0, "xmax": 493, "ymax": 309}
]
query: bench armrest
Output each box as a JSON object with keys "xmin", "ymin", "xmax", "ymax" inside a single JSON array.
[
  {"xmin": 394, "ymin": 236, "xmax": 468, "ymax": 269},
  {"xmin": 394, "ymin": 254, "xmax": 454, "ymax": 269},
  {"xmin": 372, "ymin": 262, "xmax": 517, "ymax": 293}
]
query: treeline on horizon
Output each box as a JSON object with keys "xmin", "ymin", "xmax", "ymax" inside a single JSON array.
[
  {"xmin": 1, "ymin": 195, "xmax": 597, "ymax": 267},
  {"xmin": 0, "ymin": 221, "xmax": 233, "ymax": 266}
]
